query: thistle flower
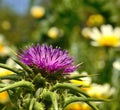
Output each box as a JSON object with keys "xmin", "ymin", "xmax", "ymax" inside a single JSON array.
[
  {"xmin": 89, "ymin": 24, "xmax": 120, "ymax": 47},
  {"xmin": 19, "ymin": 44, "xmax": 79, "ymax": 74}
]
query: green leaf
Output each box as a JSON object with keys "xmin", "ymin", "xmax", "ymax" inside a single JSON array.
[
  {"xmin": 29, "ymin": 98, "xmax": 36, "ymax": 110},
  {"xmin": 13, "ymin": 58, "xmax": 34, "ymax": 74},
  {"xmin": 65, "ymin": 74, "xmax": 99, "ymax": 81},
  {"xmin": 42, "ymin": 91, "xmax": 58, "ymax": 110},
  {"xmin": 0, "ymin": 63, "xmax": 24, "ymax": 76},
  {"xmin": 33, "ymin": 102, "xmax": 45, "ymax": 110},
  {"xmin": 0, "ymin": 74, "xmax": 21, "ymax": 81},
  {"xmin": 63, "ymin": 97, "xmax": 108, "ymax": 110},
  {"xmin": 50, "ymin": 83, "xmax": 89, "ymax": 97},
  {"xmin": 0, "ymin": 80, "xmax": 35, "ymax": 93}
]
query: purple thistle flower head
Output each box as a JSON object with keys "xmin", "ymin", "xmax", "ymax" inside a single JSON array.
[{"xmin": 19, "ymin": 44, "xmax": 79, "ymax": 74}]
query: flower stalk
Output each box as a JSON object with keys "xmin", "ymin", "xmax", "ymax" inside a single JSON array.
[
  {"xmin": 13, "ymin": 58, "xmax": 34, "ymax": 75},
  {"xmin": 64, "ymin": 97, "xmax": 108, "ymax": 110},
  {"xmin": 0, "ymin": 74, "xmax": 21, "ymax": 80},
  {"xmin": 29, "ymin": 98, "xmax": 36, "ymax": 110},
  {"xmin": 50, "ymin": 83, "xmax": 89, "ymax": 97},
  {"xmin": 0, "ymin": 63, "xmax": 24, "ymax": 75},
  {"xmin": 0, "ymin": 80, "xmax": 35, "ymax": 93}
]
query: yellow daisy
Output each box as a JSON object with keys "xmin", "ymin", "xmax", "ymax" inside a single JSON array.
[
  {"xmin": 1, "ymin": 20, "xmax": 11, "ymax": 30},
  {"xmin": 89, "ymin": 24, "xmax": 120, "ymax": 47},
  {"xmin": 86, "ymin": 14, "xmax": 104, "ymax": 27},
  {"xmin": 70, "ymin": 71, "xmax": 91, "ymax": 87},
  {"xmin": 0, "ymin": 67, "xmax": 14, "ymax": 104},
  {"xmin": 47, "ymin": 27, "xmax": 63, "ymax": 39},
  {"xmin": 64, "ymin": 102, "xmax": 91, "ymax": 110},
  {"xmin": 0, "ymin": 91, "xmax": 10, "ymax": 104},
  {"xmin": 30, "ymin": 6, "xmax": 45, "ymax": 19},
  {"xmin": 0, "ymin": 44, "xmax": 4, "ymax": 52},
  {"xmin": 0, "ymin": 68, "xmax": 14, "ymax": 77},
  {"xmin": 47, "ymin": 27, "xmax": 60, "ymax": 39},
  {"xmin": 0, "ymin": 35, "xmax": 10, "ymax": 56}
]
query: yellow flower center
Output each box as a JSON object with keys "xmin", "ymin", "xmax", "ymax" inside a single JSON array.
[
  {"xmin": 0, "ymin": 91, "xmax": 10, "ymax": 104},
  {"xmin": 97, "ymin": 36, "xmax": 119, "ymax": 46},
  {"xmin": 70, "ymin": 80, "xmax": 90, "ymax": 86},
  {"xmin": 85, "ymin": 86, "xmax": 110, "ymax": 99},
  {"xmin": 30, "ymin": 6, "xmax": 45, "ymax": 18},
  {"xmin": 0, "ymin": 45, "xmax": 4, "ymax": 53},
  {"xmin": 48, "ymin": 28, "xmax": 59, "ymax": 39},
  {"xmin": 64, "ymin": 103, "xmax": 91, "ymax": 110},
  {"xmin": 0, "ymin": 69, "xmax": 14, "ymax": 77}
]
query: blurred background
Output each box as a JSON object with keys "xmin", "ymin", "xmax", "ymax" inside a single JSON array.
[{"xmin": 0, "ymin": 0, "xmax": 120, "ymax": 110}]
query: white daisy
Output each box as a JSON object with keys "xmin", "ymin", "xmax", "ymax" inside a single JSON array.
[
  {"xmin": 0, "ymin": 35, "xmax": 11, "ymax": 56},
  {"xmin": 47, "ymin": 27, "xmax": 63, "ymax": 39},
  {"xmin": 86, "ymin": 83, "xmax": 115, "ymax": 98},
  {"xmin": 113, "ymin": 59, "xmax": 120, "ymax": 71},
  {"xmin": 89, "ymin": 24, "xmax": 120, "ymax": 47}
]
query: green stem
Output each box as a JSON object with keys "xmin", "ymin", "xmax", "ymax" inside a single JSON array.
[
  {"xmin": 29, "ymin": 98, "xmax": 36, "ymax": 110},
  {"xmin": 51, "ymin": 93, "xmax": 58, "ymax": 110},
  {"xmin": 34, "ymin": 102, "xmax": 45, "ymax": 110},
  {"xmin": 98, "ymin": 47, "xmax": 115, "ymax": 84},
  {"xmin": 50, "ymin": 83, "xmax": 89, "ymax": 97},
  {"xmin": 87, "ymin": 102, "xmax": 99, "ymax": 110},
  {"xmin": 64, "ymin": 97, "xmax": 107, "ymax": 110},
  {"xmin": 13, "ymin": 58, "xmax": 34, "ymax": 75},
  {"xmin": 0, "ymin": 74, "xmax": 21, "ymax": 80},
  {"xmin": 0, "ymin": 80, "xmax": 34, "ymax": 93},
  {"xmin": 35, "ymin": 88, "xmax": 43, "ymax": 100},
  {"xmin": 42, "ymin": 91, "xmax": 58, "ymax": 110},
  {"xmin": 64, "ymin": 74, "xmax": 99, "ymax": 81},
  {"xmin": 80, "ymin": 94, "xmax": 101, "ymax": 110},
  {"xmin": 0, "ymin": 63, "xmax": 22, "ymax": 75},
  {"xmin": 0, "ymin": 84, "xmax": 8, "ymax": 87}
]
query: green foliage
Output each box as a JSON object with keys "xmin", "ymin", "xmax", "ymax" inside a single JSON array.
[{"xmin": 0, "ymin": 0, "xmax": 120, "ymax": 109}]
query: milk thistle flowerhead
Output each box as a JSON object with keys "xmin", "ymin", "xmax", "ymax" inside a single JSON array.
[
  {"xmin": 89, "ymin": 24, "xmax": 120, "ymax": 47},
  {"xmin": 0, "ymin": 44, "xmax": 106, "ymax": 110},
  {"xmin": 19, "ymin": 44, "xmax": 79, "ymax": 74}
]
